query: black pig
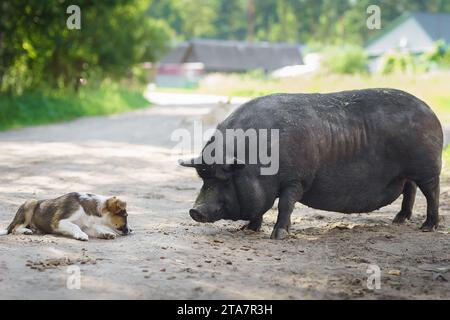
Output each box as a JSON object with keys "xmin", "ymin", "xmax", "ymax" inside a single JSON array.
[{"xmin": 180, "ymin": 89, "xmax": 443, "ymax": 239}]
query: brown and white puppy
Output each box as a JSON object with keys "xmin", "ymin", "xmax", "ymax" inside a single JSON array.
[{"xmin": 0, "ymin": 193, "xmax": 131, "ymax": 241}]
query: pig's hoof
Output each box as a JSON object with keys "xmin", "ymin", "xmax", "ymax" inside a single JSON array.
[
  {"xmin": 242, "ymin": 221, "xmax": 262, "ymax": 232},
  {"xmin": 392, "ymin": 210, "xmax": 411, "ymax": 224},
  {"xmin": 420, "ymin": 220, "xmax": 438, "ymax": 232},
  {"xmin": 270, "ymin": 228, "xmax": 289, "ymax": 240}
]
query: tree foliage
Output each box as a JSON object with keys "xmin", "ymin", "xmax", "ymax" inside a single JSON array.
[
  {"xmin": 148, "ymin": 0, "xmax": 450, "ymax": 44},
  {"xmin": 0, "ymin": 0, "xmax": 172, "ymax": 93}
]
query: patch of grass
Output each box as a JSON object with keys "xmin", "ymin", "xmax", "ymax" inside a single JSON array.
[
  {"xmin": 433, "ymin": 96, "xmax": 450, "ymax": 123},
  {"xmin": 0, "ymin": 86, "xmax": 149, "ymax": 131},
  {"xmin": 443, "ymin": 145, "xmax": 450, "ymax": 178},
  {"xmin": 230, "ymin": 88, "xmax": 275, "ymax": 98}
]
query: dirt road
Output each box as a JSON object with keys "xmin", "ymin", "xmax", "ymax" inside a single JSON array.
[{"xmin": 0, "ymin": 97, "xmax": 448, "ymax": 299}]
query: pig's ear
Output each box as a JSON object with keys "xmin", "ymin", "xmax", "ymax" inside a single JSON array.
[{"xmin": 178, "ymin": 157, "xmax": 203, "ymax": 168}]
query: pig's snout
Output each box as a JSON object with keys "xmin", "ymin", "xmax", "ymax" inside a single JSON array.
[
  {"xmin": 189, "ymin": 205, "xmax": 221, "ymax": 223},
  {"xmin": 189, "ymin": 208, "xmax": 208, "ymax": 222}
]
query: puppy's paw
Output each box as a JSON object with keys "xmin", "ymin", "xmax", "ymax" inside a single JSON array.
[
  {"xmin": 99, "ymin": 232, "xmax": 116, "ymax": 240},
  {"xmin": 74, "ymin": 232, "xmax": 89, "ymax": 241},
  {"xmin": 13, "ymin": 227, "xmax": 33, "ymax": 235}
]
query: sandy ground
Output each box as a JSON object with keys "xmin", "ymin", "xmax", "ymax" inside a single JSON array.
[{"xmin": 0, "ymin": 96, "xmax": 449, "ymax": 300}]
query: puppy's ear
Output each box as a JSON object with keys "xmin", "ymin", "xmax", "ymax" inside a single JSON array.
[
  {"xmin": 105, "ymin": 197, "xmax": 127, "ymax": 214},
  {"xmin": 105, "ymin": 197, "xmax": 119, "ymax": 213},
  {"xmin": 116, "ymin": 199, "xmax": 127, "ymax": 211}
]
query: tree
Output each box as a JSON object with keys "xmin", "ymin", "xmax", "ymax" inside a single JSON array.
[
  {"xmin": 213, "ymin": 0, "xmax": 246, "ymax": 40},
  {"xmin": 0, "ymin": 0, "xmax": 172, "ymax": 93}
]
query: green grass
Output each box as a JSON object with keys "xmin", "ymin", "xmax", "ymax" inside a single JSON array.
[
  {"xmin": 443, "ymin": 145, "xmax": 450, "ymax": 177},
  {"xmin": 0, "ymin": 86, "xmax": 150, "ymax": 131},
  {"xmin": 229, "ymin": 88, "xmax": 276, "ymax": 98},
  {"xmin": 433, "ymin": 96, "xmax": 450, "ymax": 123}
]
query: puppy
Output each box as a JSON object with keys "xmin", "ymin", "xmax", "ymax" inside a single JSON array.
[{"xmin": 0, "ymin": 193, "xmax": 131, "ymax": 241}]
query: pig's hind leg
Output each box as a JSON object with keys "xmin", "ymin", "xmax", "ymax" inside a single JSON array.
[
  {"xmin": 417, "ymin": 176, "xmax": 440, "ymax": 232},
  {"xmin": 271, "ymin": 184, "xmax": 303, "ymax": 240},
  {"xmin": 393, "ymin": 180, "xmax": 417, "ymax": 224}
]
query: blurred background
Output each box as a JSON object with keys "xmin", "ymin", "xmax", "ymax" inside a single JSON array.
[{"xmin": 1, "ymin": 0, "xmax": 450, "ymax": 141}]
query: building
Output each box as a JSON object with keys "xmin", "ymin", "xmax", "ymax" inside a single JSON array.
[
  {"xmin": 156, "ymin": 39, "xmax": 303, "ymax": 87},
  {"xmin": 365, "ymin": 12, "xmax": 450, "ymax": 72}
]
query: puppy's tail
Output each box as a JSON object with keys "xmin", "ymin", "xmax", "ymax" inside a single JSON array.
[{"xmin": 2, "ymin": 200, "xmax": 39, "ymax": 236}]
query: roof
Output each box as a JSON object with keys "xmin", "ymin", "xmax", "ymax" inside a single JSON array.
[
  {"xmin": 161, "ymin": 39, "xmax": 303, "ymax": 72},
  {"xmin": 411, "ymin": 12, "xmax": 450, "ymax": 42},
  {"xmin": 365, "ymin": 12, "xmax": 450, "ymax": 56}
]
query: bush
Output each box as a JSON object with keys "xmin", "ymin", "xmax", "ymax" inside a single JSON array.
[
  {"xmin": 0, "ymin": 1, "xmax": 172, "ymax": 94},
  {"xmin": 425, "ymin": 40, "xmax": 450, "ymax": 68},
  {"xmin": 322, "ymin": 45, "xmax": 368, "ymax": 75},
  {"xmin": 380, "ymin": 52, "xmax": 419, "ymax": 74},
  {"xmin": 239, "ymin": 69, "xmax": 268, "ymax": 80},
  {"xmin": 381, "ymin": 41, "xmax": 450, "ymax": 75}
]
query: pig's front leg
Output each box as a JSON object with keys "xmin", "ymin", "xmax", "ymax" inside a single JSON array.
[
  {"xmin": 271, "ymin": 184, "xmax": 303, "ymax": 240},
  {"xmin": 242, "ymin": 216, "xmax": 263, "ymax": 232}
]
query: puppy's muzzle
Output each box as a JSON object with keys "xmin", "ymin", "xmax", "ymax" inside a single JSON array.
[{"xmin": 119, "ymin": 225, "xmax": 132, "ymax": 235}]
